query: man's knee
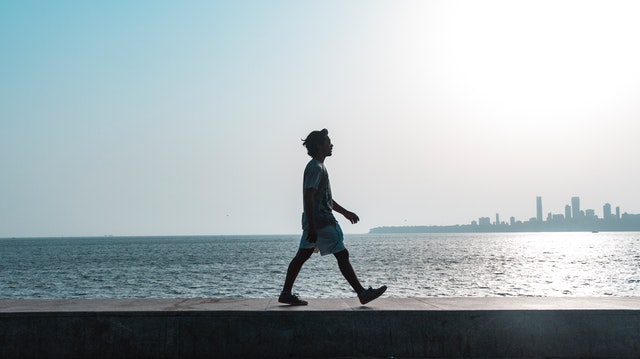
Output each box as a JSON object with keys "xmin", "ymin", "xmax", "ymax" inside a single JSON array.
[
  {"xmin": 334, "ymin": 249, "xmax": 349, "ymax": 261},
  {"xmin": 294, "ymin": 248, "xmax": 314, "ymax": 262}
]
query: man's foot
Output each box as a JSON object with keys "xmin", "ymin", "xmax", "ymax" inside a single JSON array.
[
  {"xmin": 278, "ymin": 292, "xmax": 308, "ymax": 306},
  {"xmin": 358, "ymin": 286, "xmax": 387, "ymax": 305}
]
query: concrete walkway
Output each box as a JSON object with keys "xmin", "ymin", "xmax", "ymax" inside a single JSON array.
[
  {"xmin": 2, "ymin": 297, "xmax": 640, "ymax": 358},
  {"xmin": 3, "ymin": 296, "xmax": 640, "ymax": 312}
]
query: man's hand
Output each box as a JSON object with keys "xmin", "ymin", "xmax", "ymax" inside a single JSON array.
[
  {"xmin": 332, "ymin": 200, "xmax": 359, "ymax": 224},
  {"xmin": 307, "ymin": 227, "xmax": 318, "ymax": 243},
  {"xmin": 343, "ymin": 211, "xmax": 360, "ymax": 224}
]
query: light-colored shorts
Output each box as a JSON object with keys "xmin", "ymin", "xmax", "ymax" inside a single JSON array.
[{"xmin": 299, "ymin": 223, "xmax": 345, "ymax": 256}]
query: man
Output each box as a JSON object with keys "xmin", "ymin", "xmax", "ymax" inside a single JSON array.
[{"xmin": 279, "ymin": 129, "xmax": 387, "ymax": 306}]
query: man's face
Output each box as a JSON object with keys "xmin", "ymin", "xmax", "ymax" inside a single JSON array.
[{"xmin": 319, "ymin": 136, "xmax": 333, "ymax": 157}]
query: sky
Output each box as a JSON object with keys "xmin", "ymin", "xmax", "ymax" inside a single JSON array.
[{"xmin": 2, "ymin": 1, "xmax": 640, "ymax": 237}]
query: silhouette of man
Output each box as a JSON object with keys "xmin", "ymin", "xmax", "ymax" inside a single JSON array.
[{"xmin": 279, "ymin": 129, "xmax": 387, "ymax": 305}]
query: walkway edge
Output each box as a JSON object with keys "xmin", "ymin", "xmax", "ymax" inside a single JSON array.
[{"xmin": 2, "ymin": 297, "xmax": 640, "ymax": 358}]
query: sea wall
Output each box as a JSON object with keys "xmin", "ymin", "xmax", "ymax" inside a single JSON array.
[{"xmin": 1, "ymin": 297, "xmax": 640, "ymax": 358}]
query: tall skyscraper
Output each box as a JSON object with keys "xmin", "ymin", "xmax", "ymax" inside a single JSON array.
[
  {"xmin": 536, "ymin": 196, "xmax": 543, "ymax": 222},
  {"xmin": 571, "ymin": 196, "xmax": 580, "ymax": 220},
  {"xmin": 603, "ymin": 203, "xmax": 612, "ymax": 220},
  {"xmin": 565, "ymin": 204, "xmax": 572, "ymax": 220}
]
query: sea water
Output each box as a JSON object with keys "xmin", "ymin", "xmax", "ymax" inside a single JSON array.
[{"xmin": 1, "ymin": 232, "xmax": 639, "ymax": 299}]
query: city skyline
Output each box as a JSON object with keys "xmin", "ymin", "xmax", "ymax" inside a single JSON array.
[
  {"xmin": 480, "ymin": 195, "xmax": 630, "ymax": 227},
  {"xmin": 371, "ymin": 195, "xmax": 640, "ymax": 234}
]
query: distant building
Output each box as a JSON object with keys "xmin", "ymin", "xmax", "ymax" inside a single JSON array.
[
  {"xmin": 571, "ymin": 197, "xmax": 580, "ymax": 220},
  {"xmin": 616, "ymin": 206, "xmax": 621, "ymax": 219},
  {"xmin": 565, "ymin": 205, "xmax": 572, "ymax": 220},
  {"xmin": 604, "ymin": 203, "xmax": 612, "ymax": 220},
  {"xmin": 479, "ymin": 217, "xmax": 491, "ymax": 226},
  {"xmin": 586, "ymin": 209, "xmax": 596, "ymax": 219},
  {"xmin": 536, "ymin": 196, "xmax": 543, "ymax": 222}
]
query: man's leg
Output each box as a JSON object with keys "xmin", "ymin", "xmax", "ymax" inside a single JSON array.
[
  {"xmin": 334, "ymin": 249, "xmax": 387, "ymax": 304},
  {"xmin": 333, "ymin": 249, "xmax": 365, "ymax": 294},
  {"xmin": 282, "ymin": 248, "xmax": 314, "ymax": 293}
]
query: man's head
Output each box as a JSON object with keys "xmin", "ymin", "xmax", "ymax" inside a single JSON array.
[{"xmin": 302, "ymin": 129, "xmax": 332, "ymax": 158}]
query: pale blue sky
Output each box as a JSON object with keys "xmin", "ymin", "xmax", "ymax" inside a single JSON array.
[{"xmin": 2, "ymin": 1, "xmax": 640, "ymax": 237}]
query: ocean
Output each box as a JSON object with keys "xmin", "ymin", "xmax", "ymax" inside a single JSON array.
[{"xmin": 1, "ymin": 232, "xmax": 639, "ymax": 299}]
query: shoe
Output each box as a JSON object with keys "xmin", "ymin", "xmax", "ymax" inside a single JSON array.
[
  {"xmin": 358, "ymin": 286, "xmax": 387, "ymax": 305},
  {"xmin": 278, "ymin": 292, "xmax": 308, "ymax": 306}
]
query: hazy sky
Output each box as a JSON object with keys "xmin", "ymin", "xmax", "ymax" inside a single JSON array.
[{"xmin": 2, "ymin": 1, "xmax": 640, "ymax": 237}]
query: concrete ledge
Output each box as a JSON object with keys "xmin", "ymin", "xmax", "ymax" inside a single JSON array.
[{"xmin": 2, "ymin": 297, "xmax": 640, "ymax": 358}]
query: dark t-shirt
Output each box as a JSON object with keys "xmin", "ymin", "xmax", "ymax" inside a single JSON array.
[{"xmin": 301, "ymin": 159, "xmax": 337, "ymax": 230}]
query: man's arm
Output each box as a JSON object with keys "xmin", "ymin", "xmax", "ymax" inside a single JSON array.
[
  {"xmin": 332, "ymin": 199, "xmax": 360, "ymax": 224},
  {"xmin": 303, "ymin": 188, "xmax": 318, "ymax": 243}
]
